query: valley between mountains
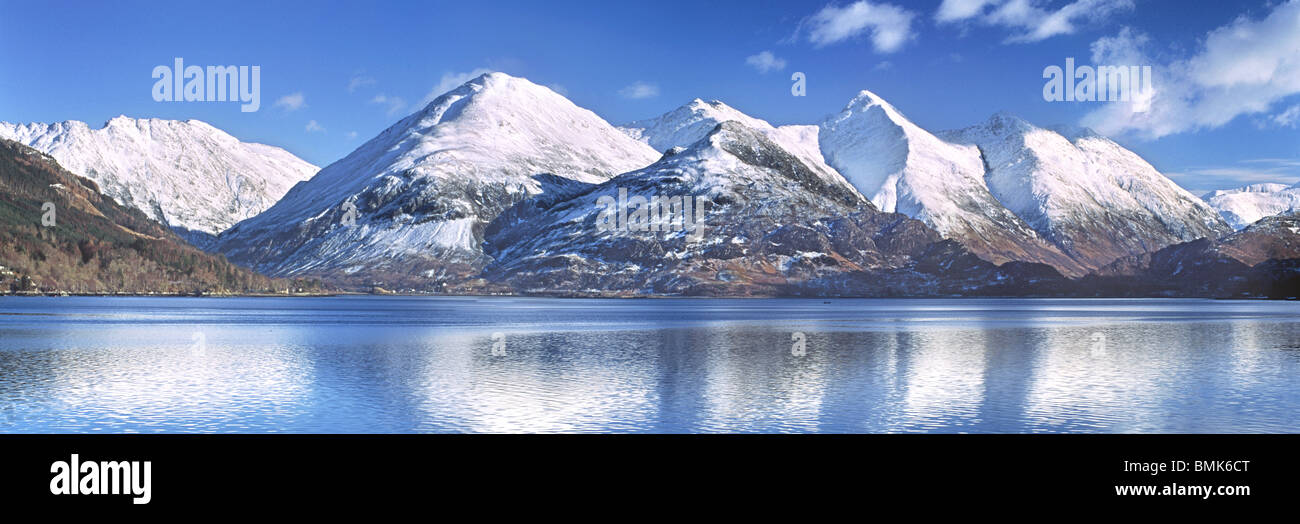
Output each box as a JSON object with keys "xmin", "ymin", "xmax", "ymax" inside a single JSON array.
[{"xmin": 2, "ymin": 73, "xmax": 1297, "ymax": 298}]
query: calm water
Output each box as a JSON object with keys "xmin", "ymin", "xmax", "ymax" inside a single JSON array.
[{"xmin": 0, "ymin": 296, "xmax": 1297, "ymax": 433}]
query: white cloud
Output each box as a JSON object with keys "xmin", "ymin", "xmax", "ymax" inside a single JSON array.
[
  {"xmin": 274, "ymin": 92, "xmax": 306, "ymax": 112},
  {"xmin": 347, "ymin": 75, "xmax": 376, "ymax": 93},
  {"xmin": 1081, "ymin": 1, "xmax": 1300, "ymax": 139},
  {"xmin": 618, "ymin": 81, "xmax": 659, "ymax": 99},
  {"xmin": 420, "ymin": 68, "xmax": 494, "ymax": 107},
  {"xmin": 745, "ymin": 51, "xmax": 788, "ymax": 73},
  {"xmin": 548, "ymin": 83, "xmax": 569, "ymax": 96},
  {"xmin": 935, "ymin": 0, "xmax": 999, "ymax": 22},
  {"xmin": 369, "ymin": 94, "xmax": 408, "ymax": 116},
  {"xmin": 1273, "ymin": 105, "xmax": 1300, "ymax": 128},
  {"xmin": 805, "ymin": 1, "xmax": 916, "ymax": 53},
  {"xmin": 305, "ymin": 120, "xmax": 325, "ymax": 133},
  {"xmin": 346, "ymin": 131, "xmax": 359, "ymax": 140},
  {"xmin": 935, "ymin": 0, "xmax": 1133, "ymax": 43}
]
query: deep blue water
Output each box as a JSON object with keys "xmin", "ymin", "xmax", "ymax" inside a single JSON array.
[{"xmin": 0, "ymin": 296, "xmax": 1297, "ymax": 433}]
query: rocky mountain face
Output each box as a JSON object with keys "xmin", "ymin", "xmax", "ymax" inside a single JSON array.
[
  {"xmin": 0, "ymin": 117, "xmax": 318, "ymax": 245},
  {"xmin": 1215, "ymin": 211, "xmax": 1300, "ymax": 266},
  {"xmin": 482, "ymin": 121, "xmax": 1068, "ymax": 296},
  {"xmin": 0, "ymin": 139, "xmax": 319, "ymax": 294},
  {"xmin": 1088, "ymin": 211, "xmax": 1300, "ymax": 297},
  {"xmin": 211, "ymin": 72, "xmax": 660, "ymax": 288}
]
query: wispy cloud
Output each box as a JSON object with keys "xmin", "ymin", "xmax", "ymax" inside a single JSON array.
[
  {"xmin": 935, "ymin": 0, "xmax": 1133, "ymax": 43},
  {"xmin": 935, "ymin": 0, "xmax": 999, "ymax": 23},
  {"xmin": 347, "ymin": 75, "xmax": 376, "ymax": 93},
  {"xmin": 618, "ymin": 81, "xmax": 659, "ymax": 99},
  {"xmin": 274, "ymin": 92, "xmax": 306, "ymax": 112},
  {"xmin": 345, "ymin": 131, "xmax": 359, "ymax": 140},
  {"xmin": 1273, "ymin": 105, "xmax": 1300, "ymax": 128},
  {"xmin": 420, "ymin": 68, "xmax": 494, "ymax": 107},
  {"xmin": 305, "ymin": 120, "xmax": 325, "ymax": 133},
  {"xmin": 804, "ymin": 1, "xmax": 917, "ymax": 53},
  {"xmin": 547, "ymin": 83, "xmax": 569, "ymax": 96},
  {"xmin": 1081, "ymin": 1, "xmax": 1300, "ymax": 139},
  {"xmin": 745, "ymin": 51, "xmax": 787, "ymax": 73},
  {"xmin": 1167, "ymin": 158, "xmax": 1300, "ymax": 194},
  {"xmin": 369, "ymin": 94, "xmax": 408, "ymax": 116}
]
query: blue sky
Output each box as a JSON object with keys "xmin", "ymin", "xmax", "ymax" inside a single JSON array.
[{"xmin": 2, "ymin": 0, "xmax": 1298, "ymax": 194}]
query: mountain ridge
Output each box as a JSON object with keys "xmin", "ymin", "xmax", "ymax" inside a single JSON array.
[{"xmin": 0, "ymin": 116, "xmax": 318, "ymax": 245}]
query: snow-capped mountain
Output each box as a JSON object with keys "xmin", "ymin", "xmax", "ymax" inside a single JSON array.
[
  {"xmin": 484, "ymin": 120, "xmax": 1066, "ymax": 296},
  {"xmin": 619, "ymin": 98, "xmax": 862, "ymax": 199},
  {"xmin": 213, "ymin": 72, "xmax": 661, "ymax": 285},
  {"xmin": 0, "ymin": 117, "xmax": 317, "ymax": 243},
  {"xmin": 941, "ymin": 114, "xmax": 1232, "ymax": 270},
  {"xmin": 1204, "ymin": 183, "xmax": 1300, "ymax": 230},
  {"xmin": 817, "ymin": 91, "xmax": 1086, "ymax": 276}
]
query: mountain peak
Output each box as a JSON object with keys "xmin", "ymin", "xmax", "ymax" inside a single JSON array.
[
  {"xmin": 847, "ymin": 88, "xmax": 887, "ymax": 105},
  {"xmin": 702, "ymin": 120, "xmax": 767, "ymax": 148},
  {"xmin": 845, "ymin": 88, "xmax": 906, "ymax": 114},
  {"xmin": 407, "ymin": 71, "xmax": 559, "ymax": 123},
  {"xmin": 685, "ymin": 98, "xmax": 733, "ymax": 112},
  {"xmin": 983, "ymin": 111, "xmax": 1038, "ymax": 134},
  {"xmin": 104, "ymin": 114, "xmax": 134, "ymax": 127},
  {"xmin": 621, "ymin": 98, "xmax": 772, "ymax": 152},
  {"xmin": 828, "ymin": 89, "xmax": 931, "ymax": 138}
]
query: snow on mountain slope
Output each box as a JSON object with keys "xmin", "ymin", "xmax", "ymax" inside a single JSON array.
[
  {"xmin": 941, "ymin": 113, "xmax": 1232, "ymax": 269},
  {"xmin": 0, "ymin": 117, "xmax": 317, "ymax": 241},
  {"xmin": 1204, "ymin": 183, "xmax": 1300, "ymax": 230},
  {"xmin": 484, "ymin": 120, "xmax": 1053, "ymax": 295},
  {"xmin": 213, "ymin": 72, "xmax": 661, "ymax": 285},
  {"xmin": 620, "ymin": 98, "xmax": 862, "ymax": 200},
  {"xmin": 818, "ymin": 90, "xmax": 1085, "ymax": 276}
]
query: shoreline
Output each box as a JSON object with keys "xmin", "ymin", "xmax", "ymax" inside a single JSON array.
[{"xmin": 0, "ymin": 291, "xmax": 1294, "ymax": 300}]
